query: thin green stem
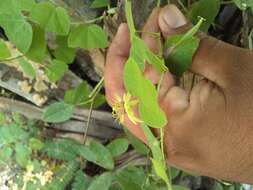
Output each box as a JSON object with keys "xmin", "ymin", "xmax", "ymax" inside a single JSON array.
[
  {"xmin": 83, "ymin": 79, "xmax": 104, "ymax": 143},
  {"xmin": 77, "ymin": 99, "xmax": 93, "ymax": 106},
  {"xmin": 157, "ymin": 0, "xmax": 161, "ymax": 7},
  {"xmin": 83, "ymin": 99, "xmax": 95, "ymax": 144},
  {"xmin": 0, "ymin": 55, "xmax": 24, "ymax": 62},
  {"xmin": 85, "ymin": 15, "xmax": 105, "ymax": 24},
  {"xmin": 160, "ymin": 128, "xmax": 165, "ymax": 164},
  {"xmin": 88, "ymin": 77, "xmax": 104, "ymax": 99},
  {"xmin": 177, "ymin": 0, "xmax": 188, "ymax": 13},
  {"xmin": 157, "ymin": 73, "xmax": 165, "ymax": 92},
  {"xmin": 125, "ymin": 0, "xmax": 136, "ymax": 41}
]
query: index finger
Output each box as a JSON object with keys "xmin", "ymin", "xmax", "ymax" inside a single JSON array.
[{"xmin": 104, "ymin": 23, "xmax": 130, "ymax": 105}]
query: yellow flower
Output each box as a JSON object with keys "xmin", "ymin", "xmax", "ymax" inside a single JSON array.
[{"xmin": 112, "ymin": 93, "xmax": 143, "ymax": 125}]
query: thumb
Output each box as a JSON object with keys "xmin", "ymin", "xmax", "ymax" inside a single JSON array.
[{"xmin": 159, "ymin": 4, "xmax": 238, "ymax": 88}]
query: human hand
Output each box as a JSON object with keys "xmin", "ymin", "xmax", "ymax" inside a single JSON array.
[{"xmin": 104, "ymin": 4, "xmax": 253, "ymax": 184}]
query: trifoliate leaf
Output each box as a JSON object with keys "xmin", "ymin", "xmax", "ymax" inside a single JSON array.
[
  {"xmin": 68, "ymin": 24, "xmax": 108, "ymax": 49},
  {"xmin": 45, "ymin": 59, "xmax": 68, "ymax": 83},
  {"xmin": 43, "ymin": 102, "xmax": 74, "ymax": 123},
  {"xmin": 190, "ymin": 0, "xmax": 220, "ymax": 32},
  {"xmin": 30, "ymin": 2, "xmax": 70, "ymax": 35},
  {"xmin": 0, "ymin": 39, "xmax": 11, "ymax": 60},
  {"xmin": 91, "ymin": 0, "xmax": 109, "ymax": 8},
  {"xmin": 26, "ymin": 25, "xmax": 46, "ymax": 62},
  {"xmin": 0, "ymin": 13, "xmax": 33, "ymax": 53},
  {"xmin": 107, "ymin": 138, "xmax": 129, "ymax": 157}
]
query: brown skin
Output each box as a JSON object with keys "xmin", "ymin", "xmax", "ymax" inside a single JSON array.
[{"xmin": 104, "ymin": 4, "xmax": 253, "ymax": 184}]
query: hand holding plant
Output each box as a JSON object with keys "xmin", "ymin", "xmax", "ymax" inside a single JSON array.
[{"xmin": 104, "ymin": 3, "xmax": 253, "ymax": 185}]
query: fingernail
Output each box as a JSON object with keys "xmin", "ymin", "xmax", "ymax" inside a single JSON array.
[{"xmin": 162, "ymin": 5, "xmax": 187, "ymax": 28}]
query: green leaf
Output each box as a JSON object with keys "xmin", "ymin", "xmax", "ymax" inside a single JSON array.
[
  {"xmin": 72, "ymin": 170, "xmax": 91, "ymax": 190},
  {"xmin": 78, "ymin": 146, "xmax": 97, "ymax": 162},
  {"xmin": 15, "ymin": 143, "xmax": 32, "ymax": 168},
  {"xmin": 0, "ymin": 147, "xmax": 13, "ymax": 166},
  {"xmin": 19, "ymin": 58, "xmax": 36, "ymax": 79},
  {"xmin": 116, "ymin": 166, "xmax": 146, "ymax": 190},
  {"xmin": 45, "ymin": 59, "xmax": 68, "ymax": 83},
  {"xmin": 151, "ymin": 159, "xmax": 169, "ymax": 185},
  {"xmin": 0, "ymin": 39, "xmax": 11, "ymax": 60},
  {"xmin": 43, "ymin": 139, "xmax": 80, "ymax": 161},
  {"xmin": 0, "ymin": 112, "xmax": 6, "ymax": 124},
  {"xmin": 64, "ymin": 82, "xmax": 90, "ymax": 105},
  {"xmin": 124, "ymin": 58, "xmax": 167, "ymax": 128},
  {"xmin": 30, "ymin": 2, "xmax": 70, "ymax": 35},
  {"xmin": 172, "ymin": 185, "xmax": 191, "ymax": 190},
  {"xmin": 0, "ymin": 13, "xmax": 33, "ymax": 53},
  {"xmin": 190, "ymin": 0, "xmax": 220, "ymax": 32},
  {"xmin": 141, "ymin": 124, "xmax": 170, "ymax": 189},
  {"xmin": 87, "ymin": 172, "xmax": 113, "ymax": 190},
  {"xmin": 91, "ymin": 0, "xmax": 109, "ymax": 8},
  {"xmin": 140, "ymin": 124, "xmax": 163, "ymax": 164},
  {"xmin": 64, "ymin": 81, "xmax": 105, "ymax": 108},
  {"xmin": 68, "ymin": 24, "xmax": 108, "ymax": 49},
  {"xmin": 17, "ymin": 0, "xmax": 36, "ymax": 11},
  {"xmin": 170, "ymin": 167, "xmax": 180, "ymax": 180},
  {"xmin": 165, "ymin": 35, "xmax": 199, "ymax": 77},
  {"xmin": 131, "ymin": 35, "xmax": 167, "ymax": 73},
  {"xmin": 42, "ymin": 161, "xmax": 79, "ymax": 190},
  {"xmin": 164, "ymin": 18, "xmax": 204, "ymax": 77},
  {"xmin": 43, "ymin": 102, "xmax": 74, "ymax": 123},
  {"xmin": 29, "ymin": 138, "xmax": 44, "ymax": 150},
  {"xmin": 26, "ymin": 25, "xmax": 46, "ymax": 62},
  {"xmin": 0, "ymin": 0, "xmax": 20, "ymax": 14},
  {"xmin": 53, "ymin": 36, "xmax": 75, "ymax": 64},
  {"xmin": 107, "ymin": 138, "xmax": 129, "ymax": 157},
  {"xmin": 0, "ymin": 124, "xmax": 27, "ymax": 145},
  {"xmin": 123, "ymin": 128, "xmax": 149, "ymax": 155},
  {"xmin": 89, "ymin": 141, "xmax": 114, "ymax": 170}
]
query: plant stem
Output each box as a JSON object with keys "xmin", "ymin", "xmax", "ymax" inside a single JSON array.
[
  {"xmin": 88, "ymin": 77, "xmax": 104, "ymax": 99},
  {"xmin": 83, "ymin": 79, "xmax": 104, "ymax": 143},
  {"xmin": 157, "ymin": 73, "xmax": 165, "ymax": 92},
  {"xmin": 0, "ymin": 55, "xmax": 24, "ymax": 62},
  {"xmin": 86, "ymin": 15, "xmax": 105, "ymax": 24},
  {"xmin": 157, "ymin": 0, "xmax": 161, "ymax": 7},
  {"xmin": 83, "ymin": 99, "xmax": 95, "ymax": 144}
]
